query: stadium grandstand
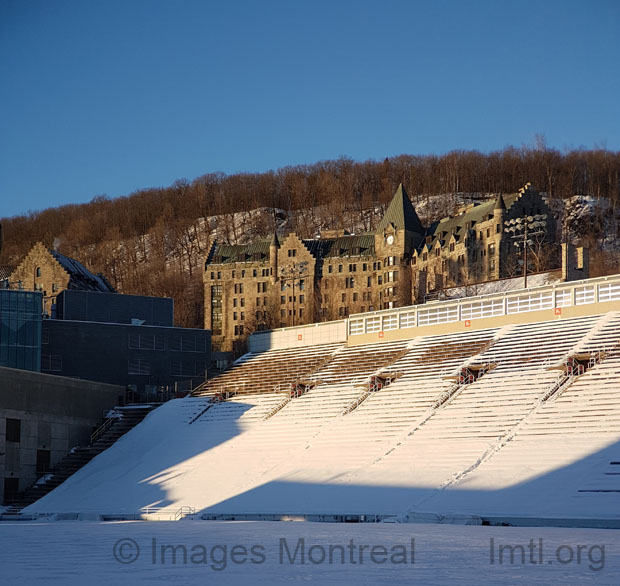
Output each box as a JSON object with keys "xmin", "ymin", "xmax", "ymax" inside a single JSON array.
[{"xmin": 16, "ymin": 273, "xmax": 620, "ymax": 527}]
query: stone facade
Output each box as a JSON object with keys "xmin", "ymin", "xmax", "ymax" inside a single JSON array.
[
  {"xmin": 9, "ymin": 242, "xmax": 115, "ymax": 316},
  {"xmin": 204, "ymin": 183, "xmax": 558, "ymax": 352}
]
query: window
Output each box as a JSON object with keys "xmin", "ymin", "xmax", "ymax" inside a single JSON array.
[
  {"xmin": 349, "ymin": 264, "xmax": 357, "ymax": 272},
  {"xmin": 422, "ymin": 253, "xmax": 428, "ymax": 261},
  {"xmin": 233, "ymin": 312, "xmax": 238, "ymax": 320},
  {"xmin": 367, "ymin": 277, "xmax": 372, "ymax": 287},
  {"xmin": 299, "ymin": 295, "xmax": 305, "ymax": 303},
  {"xmin": 486, "ymin": 228, "xmax": 490, "ymax": 237},
  {"xmin": 341, "ymin": 293, "xmax": 346, "ymax": 302},
  {"xmin": 128, "ymin": 359, "xmax": 151, "ymax": 375},
  {"xmin": 240, "ymin": 298, "xmax": 245, "ymax": 307},
  {"xmin": 51, "ymin": 283, "xmax": 57, "ymax": 293},
  {"xmin": 253, "ymin": 269, "xmax": 257, "ymax": 277},
  {"xmin": 232, "ymin": 270, "xmax": 236, "ymax": 278},
  {"xmin": 281, "ymin": 309, "xmax": 286, "ymax": 317},
  {"xmin": 41, "ymin": 355, "xmax": 62, "ymax": 371},
  {"xmin": 36, "ymin": 267, "xmax": 41, "ymax": 277},
  {"xmin": 217, "ymin": 271, "xmax": 221, "ymax": 280},
  {"xmin": 234, "ymin": 325, "xmax": 244, "ymax": 336},
  {"xmin": 496, "ymin": 223, "xmax": 501, "ymax": 233},
  {"xmin": 240, "ymin": 312, "xmax": 245, "ymax": 321},
  {"xmin": 6, "ymin": 418, "xmax": 21, "ymax": 443},
  {"xmin": 257, "ymin": 282, "xmax": 266, "ymax": 293},
  {"xmin": 449, "ymin": 242, "xmax": 455, "ymax": 252},
  {"xmin": 288, "ymin": 249, "xmax": 297, "ymax": 257},
  {"xmin": 338, "ymin": 265, "xmax": 343, "ymax": 273},
  {"xmin": 345, "ymin": 277, "xmax": 355, "ymax": 288},
  {"xmin": 299, "ymin": 308, "xmax": 303, "ymax": 318},
  {"xmin": 412, "ymin": 256, "xmax": 417, "ymax": 265},
  {"xmin": 435, "ymin": 248, "xmax": 440, "ymax": 257},
  {"xmin": 233, "ymin": 298, "xmax": 238, "ymax": 307},
  {"xmin": 241, "ymin": 270, "xmax": 246, "ymax": 277},
  {"xmin": 362, "ymin": 263, "xmax": 367, "ymax": 271},
  {"xmin": 36, "ymin": 450, "xmax": 51, "ymax": 475},
  {"xmin": 328, "ymin": 265, "xmax": 333, "ymax": 273},
  {"xmin": 281, "ymin": 295, "xmax": 285, "ymax": 304},
  {"xmin": 299, "ymin": 279, "xmax": 305, "ymax": 290},
  {"xmin": 353, "ymin": 292, "xmax": 358, "ymax": 301}
]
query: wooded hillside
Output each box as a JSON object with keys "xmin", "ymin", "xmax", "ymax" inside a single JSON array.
[{"xmin": 2, "ymin": 145, "xmax": 619, "ymax": 328}]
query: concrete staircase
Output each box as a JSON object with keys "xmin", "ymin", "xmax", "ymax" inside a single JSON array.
[{"xmin": 2, "ymin": 405, "xmax": 156, "ymax": 515}]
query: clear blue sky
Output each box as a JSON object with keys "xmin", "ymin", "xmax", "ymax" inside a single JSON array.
[{"xmin": 1, "ymin": 0, "xmax": 619, "ymax": 218}]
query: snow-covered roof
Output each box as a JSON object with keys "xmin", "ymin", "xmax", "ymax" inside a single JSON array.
[{"xmin": 50, "ymin": 250, "xmax": 115, "ymax": 292}]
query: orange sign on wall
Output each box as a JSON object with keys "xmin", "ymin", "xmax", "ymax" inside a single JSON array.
[
  {"xmin": 378, "ymin": 332, "xmax": 384, "ymax": 338},
  {"xmin": 554, "ymin": 307, "xmax": 562, "ymax": 315},
  {"xmin": 297, "ymin": 334, "xmax": 303, "ymax": 341},
  {"xmin": 464, "ymin": 320, "xmax": 471, "ymax": 327}
]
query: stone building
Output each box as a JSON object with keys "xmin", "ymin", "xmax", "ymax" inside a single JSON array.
[
  {"xmin": 9, "ymin": 242, "xmax": 115, "ymax": 316},
  {"xmin": 204, "ymin": 183, "xmax": 558, "ymax": 352},
  {"xmin": 411, "ymin": 182, "xmax": 557, "ymax": 297}
]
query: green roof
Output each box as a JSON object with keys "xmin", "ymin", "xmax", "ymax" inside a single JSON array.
[
  {"xmin": 375, "ymin": 184, "xmax": 425, "ymax": 235},
  {"xmin": 425, "ymin": 192, "xmax": 520, "ymax": 249},
  {"xmin": 211, "ymin": 239, "xmax": 272, "ymax": 263}
]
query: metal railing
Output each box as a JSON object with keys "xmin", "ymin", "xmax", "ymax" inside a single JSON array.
[{"xmin": 348, "ymin": 274, "xmax": 620, "ymax": 337}]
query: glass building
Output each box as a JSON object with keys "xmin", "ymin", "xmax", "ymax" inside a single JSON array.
[{"xmin": 0, "ymin": 289, "xmax": 42, "ymax": 372}]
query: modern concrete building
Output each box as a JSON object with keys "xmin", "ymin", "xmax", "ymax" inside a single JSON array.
[
  {"xmin": 204, "ymin": 183, "xmax": 558, "ymax": 352},
  {"xmin": 41, "ymin": 290, "xmax": 211, "ymax": 396},
  {"xmin": 0, "ymin": 366, "xmax": 122, "ymax": 504}
]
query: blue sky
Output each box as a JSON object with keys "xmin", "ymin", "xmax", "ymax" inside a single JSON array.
[{"xmin": 1, "ymin": 0, "xmax": 619, "ymax": 218}]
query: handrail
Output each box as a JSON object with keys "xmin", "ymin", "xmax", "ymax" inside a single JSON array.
[
  {"xmin": 348, "ymin": 273, "xmax": 620, "ymax": 336},
  {"xmin": 90, "ymin": 412, "xmax": 121, "ymax": 444}
]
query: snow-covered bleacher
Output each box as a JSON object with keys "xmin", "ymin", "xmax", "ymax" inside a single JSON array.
[{"xmin": 23, "ymin": 305, "xmax": 620, "ymax": 525}]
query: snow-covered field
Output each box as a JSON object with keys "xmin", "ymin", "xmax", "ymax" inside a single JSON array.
[{"xmin": 1, "ymin": 520, "xmax": 618, "ymax": 585}]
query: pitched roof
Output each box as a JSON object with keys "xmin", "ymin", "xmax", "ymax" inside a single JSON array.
[
  {"xmin": 375, "ymin": 184, "xmax": 425, "ymax": 235},
  {"xmin": 424, "ymin": 192, "xmax": 520, "ymax": 249},
  {"xmin": 318, "ymin": 234, "xmax": 375, "ymax": 258},
  {"xmin": 209, "ymin": 233, "xmax": 376, "ymax": 264},
  {"xmin": 211, "ymin": 239, "xmax": 272, "ymax": 264},
  {"xmin": 494, "ymin": 193, "xmax": 507, "ymax": 210},
  {"xmin": 0, "ymin": 265, "xmax": 15, "ymax": 280},
  {"xmin": 50, "ymin": 250, "xmax": 115, "ymax": 292}
]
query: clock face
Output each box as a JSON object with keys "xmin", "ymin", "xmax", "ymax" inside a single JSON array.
[{"xmin": 386, "ymin": 235, "xmax": 394, "ymax": 245}]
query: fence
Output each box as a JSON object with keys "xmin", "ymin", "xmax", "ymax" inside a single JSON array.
[{"xmin": 348, "ymin": 275, "xmax": 620, "ymax": 337}]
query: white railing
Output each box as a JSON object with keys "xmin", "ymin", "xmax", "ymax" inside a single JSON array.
[
  {"xmin": 348, "ymin": 274, "xmax": 620, "ymax": 337},
  {"xmin": 140, "ymin": 506, "xmax": 197, "ymax": 520}
]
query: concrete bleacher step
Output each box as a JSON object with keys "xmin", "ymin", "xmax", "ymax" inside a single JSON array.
[{"xmin": 3, "ymin": 405, "xmax": 157, "ymax": 515}]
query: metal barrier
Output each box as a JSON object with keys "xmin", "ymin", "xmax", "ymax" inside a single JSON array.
[{"xmin": 348, "ymin": 274, "xmax": 620, "ymax": 337}]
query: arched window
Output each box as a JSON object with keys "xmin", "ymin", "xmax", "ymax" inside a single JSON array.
[{"xmin": 36, "ymin": 267, "xmax": 41, "ymax": 277}]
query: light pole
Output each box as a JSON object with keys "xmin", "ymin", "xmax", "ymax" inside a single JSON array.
[
  {"xmin": 279, "ymin": 261, "xmax": 308, "ymax": 326},
  {"xmin": 504, "ymin": 214, "xmax": 547, "ymax": 289}
]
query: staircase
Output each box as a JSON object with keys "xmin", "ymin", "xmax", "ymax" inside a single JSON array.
[{"xmin": 3, "ymin": 405, "xmax": 156, "ymax": 515}]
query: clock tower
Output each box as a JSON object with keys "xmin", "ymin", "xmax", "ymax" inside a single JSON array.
[{"xmin": 374, "ymin": 184, "xmax": 425, "ymax": 309}]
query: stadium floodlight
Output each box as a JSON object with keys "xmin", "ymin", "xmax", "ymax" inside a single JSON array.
[{"xmin": 503, "ymin": 212, "xmax": 548, "ymax": 288}]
